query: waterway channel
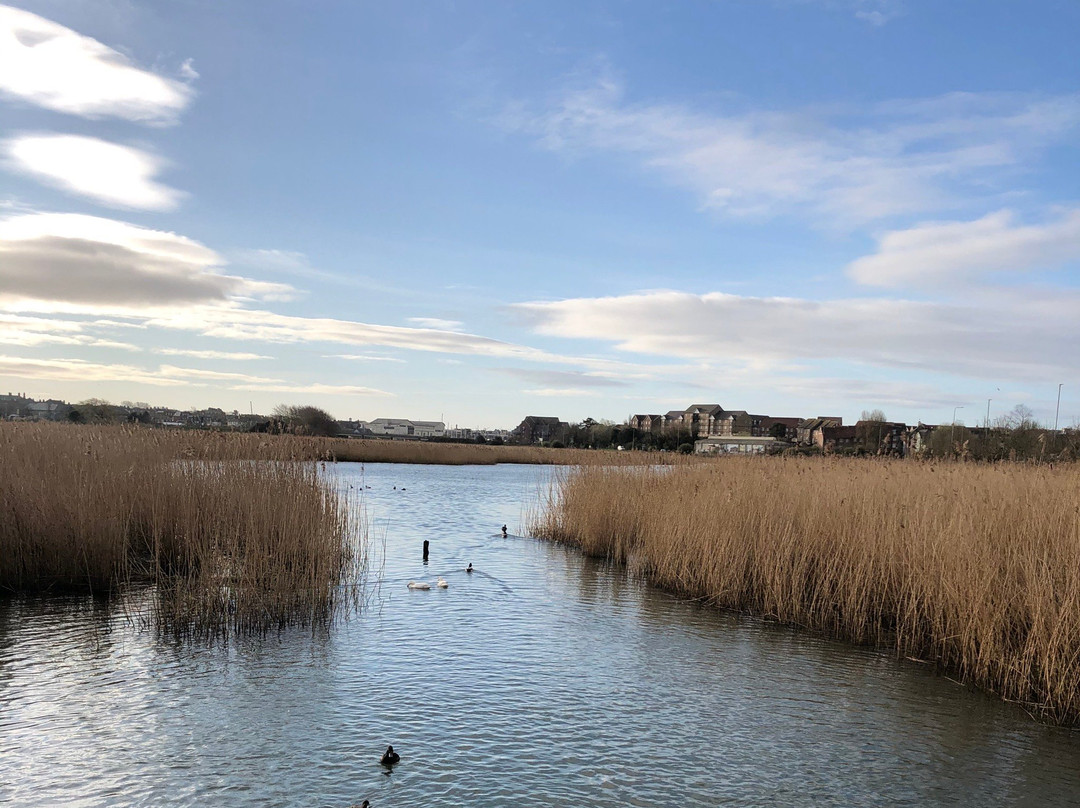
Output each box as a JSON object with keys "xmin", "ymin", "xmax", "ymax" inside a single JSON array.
[{"xmin": 2, "ymin": 462, "xmax": 1080, "ymax": 806}]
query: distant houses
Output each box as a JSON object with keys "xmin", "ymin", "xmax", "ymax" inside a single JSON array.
[{"xmin": 627, "ymin": 404, "xmax": 953, "ymax": 457}]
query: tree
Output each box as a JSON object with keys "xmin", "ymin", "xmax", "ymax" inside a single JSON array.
[
  {"xmin": 1003, "ymin": 404, "xmax": 1038, "ymax": 430},
  {"xmin": 74, "ymin": 398, "xmax": 119, "ymax": 424},
  {"xmin": 271, "ymin": 404, "xmax": 339, "ymax": 437},
  {"xmin": 861, "ymin": 409, "xmax": 887, "ymax": 422}
]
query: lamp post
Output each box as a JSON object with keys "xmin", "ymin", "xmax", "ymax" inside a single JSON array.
[
  {"xmin": 950, "ymin": 406, "xmax": 964, "ymax": 452},
  {"xmin": 1054, "ymin": 383, "xmax": 1063, "ymax": 450},
  {"xmin": 985, "ymin": 398, "xmax": 991, "ymax": 430},
  {"xmin": 1054, "ymin": 384, "xmax": 1062, "ymax": 436}
]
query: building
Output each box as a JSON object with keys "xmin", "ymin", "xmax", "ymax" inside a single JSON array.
[
  {"xmin": 821, "ymin": 425, "xmax": 858, "ymax": 452},
  {"xmin": 760, "ymin": 416, "xmax": 801, "ymax": 440},
  {"xmin": 512, "ymin": 416, "xmax": 569, "ymax": 444},
  {"xmin": 362, "ymin": 418, "xmax": 446, "ymax": 439},
  {"xmin": 694, "ymin": 436, "xmax": 784, "ymax": 455},
  {"xmin": 798, "ymin": 417, "xmax": 843, "ymax": 447}
]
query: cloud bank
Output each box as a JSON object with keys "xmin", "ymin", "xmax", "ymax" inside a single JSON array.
[
  {"xmin": 0, "ymin": 213, "xmax": 292, "ymax": 310},
  {"xmin": 513, "ymin": 288, "xmax": 1080, "ymax": 382},
  {"xmin": 849, "ymin": 209, "xmax": 1080, "ymax": 287}
]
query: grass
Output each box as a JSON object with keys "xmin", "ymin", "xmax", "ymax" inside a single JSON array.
[
  {"xmin": 0, "ymin": 423, "xmax": 365, "ymax": 636},
  {"xmin": 532, "ymin": 457, "xmax": 1080, "ymax": 724}
]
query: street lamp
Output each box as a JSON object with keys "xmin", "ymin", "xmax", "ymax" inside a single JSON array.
[
  {"xmin": 1054, "ymin": 383, "xmax": 1063, "ymax": 450},
  {"xmin": 950, "ymin": 406, "xmax": 964, "ymax": 451},
  {"xmin": 985, "ymin": 398, "xmax": 991, "ymax": 430},
  {"xmin": 1054, "ymin": 384, "xmax": 1063, "ymax": 434}
]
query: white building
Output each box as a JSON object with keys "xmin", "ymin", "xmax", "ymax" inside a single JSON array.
[{"xmin": 362, "ymin": 418, "xmax": 445, "ymax": 439}]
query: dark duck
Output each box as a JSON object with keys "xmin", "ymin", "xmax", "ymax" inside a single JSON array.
[{"xmin": 380, "ymin": 745, "xmax": 400, "ymax": 766}]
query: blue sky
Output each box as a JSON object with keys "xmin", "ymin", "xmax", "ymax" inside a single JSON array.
[{"xmin": 1, "ymin": 0, "xmax": 1078, "ymax": 429}]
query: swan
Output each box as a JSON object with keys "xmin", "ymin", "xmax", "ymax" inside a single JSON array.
[
  {"xmin": 436, "ymin": 577, "xmax": 448, "ymax": 588},
  {"xmin": 380, "ymin": 745, "xmax": 400, "ymax": 766},
  {"xmin": 406, "ymin": 580, "xmax": 430, "ymax": 590}
]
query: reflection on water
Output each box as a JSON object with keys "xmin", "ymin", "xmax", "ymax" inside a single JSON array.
[{"xmin": 2, "ymin": 462, "xmax": 1080, "ymax": 807}]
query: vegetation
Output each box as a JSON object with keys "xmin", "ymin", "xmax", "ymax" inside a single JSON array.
[
  {"xmin": 267, "ymin": 404, "xmax": 340, "ymax": 437},
  {"xmin": 319, "ymin": 437, "xmax": 648, "ymax": 465},
  {"xmin": 0, "ymin": 423, "xmax": 365, "ymax": 636},
  {"xmin": 533, "ymin": 457, "xmax": 1080, "ymax": 724}
]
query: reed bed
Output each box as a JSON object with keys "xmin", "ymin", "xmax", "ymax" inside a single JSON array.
[
  {"xmin": 320, "ymin": 438, "xmax": 634, "ymax": 466},
  {"xmin": 533, "ymin": 457, "xmax": 1080, "ymax": 724},
  {"xmin": 0, "ymin": 423, "xmax": 365, "ymax": 636}
]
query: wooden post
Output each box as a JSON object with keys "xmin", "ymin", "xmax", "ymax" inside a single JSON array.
[{"xmin": 422, "ymin": 540, "xmax": 429, "ymax": 561}]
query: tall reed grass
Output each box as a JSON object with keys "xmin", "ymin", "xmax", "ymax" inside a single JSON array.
[
  {"xmin": 320, "ymin": 438, "xmax": 633, "ymax": 465},
  {"xmin": 0, "ymin": 423, "xmax": 365, "ymax": 636},
  {"xmin": 533, "ymin": 457, "xmax": 1080, "ymax": 724}
]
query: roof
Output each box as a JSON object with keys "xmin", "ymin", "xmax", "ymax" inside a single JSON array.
[{"xmin": 686, "ymin": 404, "xmax": 723, "ymax": 414}]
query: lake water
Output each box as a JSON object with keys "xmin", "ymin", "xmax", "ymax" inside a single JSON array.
[{"xmin": 2, "ymin": 462, "xmax": 1080, "ymax": 807}]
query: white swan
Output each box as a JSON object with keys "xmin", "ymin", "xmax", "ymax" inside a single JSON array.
[
  {"xmin": 407, "ymin": 580, "xmax": 430, "ymax": 590},
  {"xmin": 436, "ymin": 577, "xmax": 448, "ymax": 588}
]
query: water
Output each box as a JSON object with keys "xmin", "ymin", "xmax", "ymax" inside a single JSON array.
[{"xmin": 2, "ymin": 462, "xmax": 1080, "ymax": 807}]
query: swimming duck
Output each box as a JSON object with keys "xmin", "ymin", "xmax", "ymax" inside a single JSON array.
[
  {"xmin": 406, "ymin": 580, "xmax": 430, "ymax": 590},
  {"xmin": 436, "ymin": 577, "xmax": 448, "ymax": 588},
  {"xmin": 501, "ymin": 524, "xmax": 508, "ymax": 537},
  {"xmin": 380, "ymin": 745, "xmax": 400, "ymax": 766},
  {"xmin": 466, "ymin": 563, "xmax": 473, "ymax": 573}
]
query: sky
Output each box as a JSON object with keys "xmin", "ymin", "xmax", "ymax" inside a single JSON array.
[{"xmin": 0, "ymin": 0, "xmax": 1078, "ymax": 429}]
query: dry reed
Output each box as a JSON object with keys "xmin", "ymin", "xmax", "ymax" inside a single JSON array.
[
  {"xmin": 0, "ymin": 423, "xmax": 365, "ymax": 636},
  {"xmin": 320, "ymin": 438, "xmax": 637, "ymax": 465},
  {"xmin": 533, "ymin": 457, "xmax": 1080, "ymax": 724}
]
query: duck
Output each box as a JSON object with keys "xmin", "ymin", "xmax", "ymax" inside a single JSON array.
[
  {"xmin": 380, "ymin": 745, "xmax": 400, "ymax": 766},
  {"xmin": 466, "ymin": 563, "xmax": 473, "ymax": 573},
  {"xmin": 406, "ymin": 580, "xmax": 430, "ymax": 590},
  {"xmin": 436, "ymin": 577, "xmax": 448, "ymax": 588},
  {"xmin": 501, "ymin": 524, "xmax": 508, "ymax": 537}
]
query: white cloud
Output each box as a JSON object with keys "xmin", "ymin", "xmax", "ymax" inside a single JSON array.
[
  {"xmin": 780, "ymin": 0, "xmax": 904, "ymax": 25},
  {"xmin": 231, "ymin": 382, "xmax": 393, "ymax": 397},
  {"xmin": 0, "ymin": 355, "xmax": 189, "ymax": 386},
  {"xmin": 328, "ymin": 353, "xmax": 406, "ymax": 363},
  {"xmin": 0, "ymin": 212, "xmax": 294, "ymax": 311},
  {"xmin": 848, "ymin": 209, "xmax": 1080, "ymax": 287},
  {"xmin": 407, "ymin": 317, "xmax": 465, "ymax": 331},
  {"xmin": 495, "ymin": 367, "xmax": 628, "ymax": 389},
  {"xmin": 504, "ymin": 77, "xmax": 1080, "ymax": 224},
  {"xmin": 0, "ymin": 354, "xmax": 391, "ymax": 397},
  {"xmin": 0, "ymin": 312, "xmax": 140, "ymax": 349},
  {"xmin": 179, "ymin": 58, "xmax": 199, "ymax": 81},
  {"xmin": 157, "ymin": 364, "xmax": 281, "ymax": 384},
  {"xmin": 523, "ymin": 388, "xmax": 601, "ymax": 397},
  {"xmin": 0, "ymin": 4, "xmax": 193, "ymax": 123},
  {"xmin": 513, "ymin": 288, "xmax": 1080, "ymax": 382},
  {"xmin": 158, "ymin": 348, "xmax": 271, "ymax": 361},
  {"xmin": 5, "ymin": 134, "xmax": 183, "ymax": 210}
]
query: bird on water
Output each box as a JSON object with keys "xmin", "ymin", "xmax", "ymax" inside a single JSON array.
[
  {"xmin": 437, "ymin": 577, "xmax": 448, "ymax": 588},
  {"xmin": 381, "ymin": 745, "xmax": 400, "ymax": 766},
  {"xmin": 407, "ymin": 580, "xmax": 430, "ymax": 590},
  {"xmin": 466, "ymin": 563, "xmax": 473, "ymax": 573},
  {"xmin": 501, "ymin": 524, "xmax": 508, "ymax": 537}
]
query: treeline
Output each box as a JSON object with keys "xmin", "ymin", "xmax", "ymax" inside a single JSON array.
[{"xmin": 555, "ymin": 418, "xmax": 697, "ymax": 452}]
